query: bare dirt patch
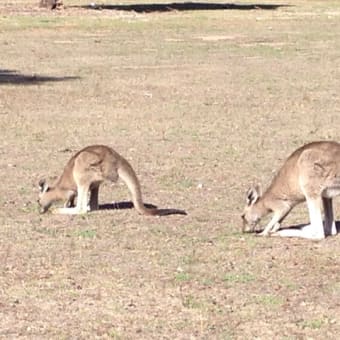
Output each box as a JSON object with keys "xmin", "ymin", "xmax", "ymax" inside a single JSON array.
[{"xmin": 1, "ymin": 0, "xmax": 340, "ymax": 338}]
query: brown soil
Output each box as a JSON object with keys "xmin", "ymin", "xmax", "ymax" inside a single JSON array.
[{"xmin": 1, "ymin": 1, "xmax": 340, "ymax": 338}]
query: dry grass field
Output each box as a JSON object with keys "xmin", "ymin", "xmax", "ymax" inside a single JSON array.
[{"xmin": 1, "ymin": 0, "xmax": 340, "ymax": 338}]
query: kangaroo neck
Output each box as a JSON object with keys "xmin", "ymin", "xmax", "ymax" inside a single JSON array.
[{"xmin": 255, "ymin": 195, "xmax": 271, "ymax": 215}]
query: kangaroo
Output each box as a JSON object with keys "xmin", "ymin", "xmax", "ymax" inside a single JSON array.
[
  {"xmin": 38, "ymin": 145, "xmax": 187, "ymax": 216},
  {"xmin": 241, "ymin": 141, "xmax": 340, "ymax": 239},
  {"xmin": 40, "ymin": 0, "xmax": 63, "ymax": 10}
]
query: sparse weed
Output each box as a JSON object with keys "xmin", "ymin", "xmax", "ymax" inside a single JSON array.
[
  {"xmin": 182, "ymin": 294, "xmax": 202, "ymax": 309},
  {"xmin": 201, "ymin": 278, "xmax": 214, "ymax": 286},
  {"xmin": 20, "ymin": 202, "xmax": 37, "ymax": 213},
  {"xmin": 175, "ymin": 272, "xmax": 191, "ymax": 283},
  {"xmin": 223, "ymin": 272, "xmax": 256, "ymax": 285},
  {"xmin": 300, "ymin": 318, "xmax": 324, "ymax": 330},
  {"xmin": 75, "ymin": 229, "xmax": 97, "ymax": 239},
  {"xmin": 255, "ymin": 294, "xmax": 284, "ymax": 308},
  {"xmin": 108, "ymin": 328, "xmax": 122, "ymax": 339},
  {"xmin": 33, "ymin": 226, "xmax": 58, "ymax": 237}
]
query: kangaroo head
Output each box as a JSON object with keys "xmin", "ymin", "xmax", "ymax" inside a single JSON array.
[
  {"xmin": 38, "ymin": 179, "xmax": 56, "ymax": 213},
  {"xmin": 38, "ymin": 179, "xmax": 76, "ymax": 213},
  {"xmin": 241, "ymin": 185, "xmax": 264, "ymax": 233}
]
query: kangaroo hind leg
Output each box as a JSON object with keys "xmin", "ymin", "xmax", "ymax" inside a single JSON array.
[
  {"xmin": 275, "ymin": 197, "xmax": 325, "ymax": 239},
  {"xmin": 322, "ymin": 197, "xmax": 336, "ymax": 236}
]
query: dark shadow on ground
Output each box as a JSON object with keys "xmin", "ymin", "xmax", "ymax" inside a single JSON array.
[
  {"xmin": 99, "ymin": 200, "xmax": 187, "ymax": 216},
  {"xmin": 0, "ymin": 69, "xmax": 79, "ymax": 85},
  {"xmin": 99, "ymin": 201, "xmax": 157, "ymax": 210},
  {"xmin": 74, "ymin": 2, "xmax": 288, "ymax": 13}
]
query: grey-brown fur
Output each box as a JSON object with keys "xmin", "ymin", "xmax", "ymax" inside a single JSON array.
[
  {"xmin": 39, "ymin": 0, "xmax": 63, "ymax": 10},
  {"xmin": 242, "ymin": 141, "xmax": 340, "ymax": 239},
  {"xmin": 38, "ymin": 145, "xmax": 186, "ymax": 216}
]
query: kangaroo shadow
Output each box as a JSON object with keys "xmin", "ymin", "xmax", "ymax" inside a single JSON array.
[
  {"xmin": 75, "ymin": 2, "xmax": 288, "ymax": 13},
  {"xmin": 0, "ymin": 69, "xmax": 79, "ymax": 85},
  {"xmin": 99, "ymin": 201, "xmax": 156, "ymax": 210},
  {"xmin": 99, "ymin": 200, "xmax": 187, "ymax": 216}
]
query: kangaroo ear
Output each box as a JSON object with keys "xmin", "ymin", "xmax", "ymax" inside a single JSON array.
[
  {"xmin": 38, "ymin": 179, "xmax": 49, "ymax": 193},
  {"xmin": 246, "ymin": 185, "xmax": 262, "ymax": 206}
]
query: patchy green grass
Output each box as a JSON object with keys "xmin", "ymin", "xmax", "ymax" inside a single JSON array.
[
  {"xmin": 1, "ymin": 0, "xmax": 340, "ymax": 339},
  {"xmin": 255, "ymin": 294, "xmax": 285, "ymax": 308},
  {"xmin": 175, "ymin": 272, "xmax": 191, "ymax": 283},
  {"xmin": 75, "ymin": 229, "xmax": 97, "ymax": 239},
  {"xmin": 223, "ymin": 272, "xmax": 256, "ymax": 285}
]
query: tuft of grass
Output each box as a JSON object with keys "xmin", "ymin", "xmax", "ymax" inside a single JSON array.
[
  {"xmin": 179, "ymin": 178, "xmax": 195, "ymax": 189},
  {"xmin": 21, "ymin": 202, "xmax": 38, "ymax": 213},
  {"xmin": 223, "ymin": 272, "xmax": 256, "ymax": 285},
  {"xmin": 201, "ymin": 278, "xmax": 214, "ymax": 286},
  {"xmin": 33, "ymin": 226, "xmax": 58, "ymax": 237},
  {"xmin": 158, "ymin": 172, "xmax": 194, "ymax": 190},
  {"xmin": 255, "ymin": 294, "xmax": 284, "ymax": 308},
  {"xmin": 300, "ymin": 318, "xmax": 326, "ymax": 330},
  {"xmin": 75, "ymin": 229, "xmax": 97, "ymax": 239},
  {"xmin": 280, "ymin": 278, "xmax": 298, "ymax": 290},
  {"xmin": 108, "ymin": 328, "xmax": 122, "ymax": 339},
  {"xmin": 175, "ymin": 272, "xmax": 191, "ymax": 283},
  {"xmin": 182, "ymin": 294, "xmax": 202, "ymax": 309}
]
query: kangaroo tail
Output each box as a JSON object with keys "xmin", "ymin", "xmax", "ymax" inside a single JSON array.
[
  {"xmin": 117, "ymin": 157, "xmax": 158, "ymax": 216},
  {"xmin": 117, "ymin": 158, "xmax": 187, "ymax": 216},
  {"xmin": 151, "ymin": 208, "xmax": 187, "ymax": 216}
]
